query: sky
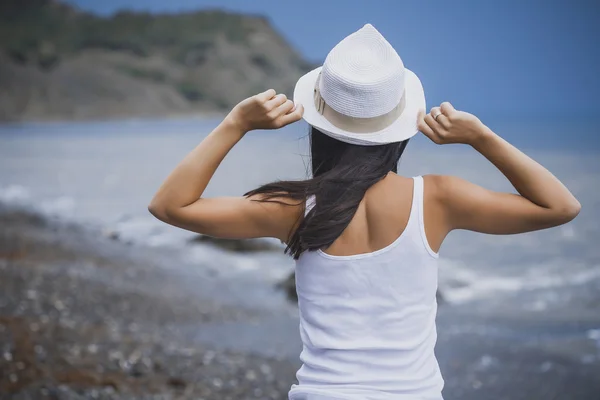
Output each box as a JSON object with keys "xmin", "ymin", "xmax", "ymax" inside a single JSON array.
[{"xmin": 64, "ymin": 0, "xmax": 599, "ymax": 144}]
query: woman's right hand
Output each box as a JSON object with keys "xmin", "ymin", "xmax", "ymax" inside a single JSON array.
[
  {"xmin": 225, "ymin": 89, "xmax": 304, "ymax": 133},
  {"xmin": 418, "ymin": 102, "xmax": 491, "ymax": 146}
]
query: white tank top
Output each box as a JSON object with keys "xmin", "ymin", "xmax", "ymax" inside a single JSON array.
[{"xmin": 288, "ymin": 176, "xmax": 443, "ymax": 400}]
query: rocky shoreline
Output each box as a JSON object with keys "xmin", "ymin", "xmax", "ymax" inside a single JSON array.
[
  {"xmin": 0, "ymin": 208, "xmax": 299, "ymax": 399},
  {"xmin": 1, "ymin": 205, "xmax": 599, "ymax": 399}
]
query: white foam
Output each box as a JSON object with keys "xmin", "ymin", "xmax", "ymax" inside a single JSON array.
[
  {"xmin": 233, "ymin": 257, "xmax": 260, "ymax": 272},
  {"xmin": 0, "ymin": 185, "xmax": 77, "ymax": 219},
  {"xmin": 439, "ymin": 259, "xmax": 600, "ymax": 304},
  {"xmin": 39, "ymin": 196, "xmax": 76, "ymax": 217},
  {"xmin": 2, "ymin": 183, "xmax": 597, "ymax": 303},
  {"xmin": 587, "ymin": 329, "xmax": 600, "ymax": 341},
  {"xmin": 476, "ymin": 355, "xmax": 497, "ymax": 370},
  {"xmin": 111, "ymin": 215, "xmax": 195, "ymax": 247},
  {"xmin": 0, "ymin": 185, "xmax": 30, "ymax": 203}
]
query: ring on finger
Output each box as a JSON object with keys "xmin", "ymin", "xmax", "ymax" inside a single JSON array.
[{"xmin": 433, "ymin": 111, "xmax": 443, "ymax": 121}]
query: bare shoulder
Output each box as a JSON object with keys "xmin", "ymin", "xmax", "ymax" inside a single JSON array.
[
  {"xmin": 385, "ymin": 173, "xmax": 464, "ymax": 201},
  {"xmin": 422, "ymin": 174, "xmax": 466, "ymax": 198},
  {"xmin": 422, "ymin": 173, "xmax": 481, "ymax": 219},
  {"xmin": 420, "ymin": 174, "xmax": 465, "ymax": 253}
]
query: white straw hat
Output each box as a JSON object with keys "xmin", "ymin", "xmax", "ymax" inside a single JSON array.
[{"xmin": 293, "ymin": 24, "xmax": 425, "ymax": 146}]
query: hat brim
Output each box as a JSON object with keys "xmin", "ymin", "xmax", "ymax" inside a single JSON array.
[{"xmin": 293, "ymin": 66, "xmax": 426, "ymax": 145}]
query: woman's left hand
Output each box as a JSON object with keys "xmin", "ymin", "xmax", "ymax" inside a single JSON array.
[{"xmin": 225, "ymin": 89, "xmax": 304, "ymax": 133}]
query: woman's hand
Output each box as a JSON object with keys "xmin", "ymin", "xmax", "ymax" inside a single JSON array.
[
  {"xmin": 418, "ymin": 102, "xmax": 491, "ymax": 146},
  {"xmin": 225, "ymin": 89, "xmax": 304, "ymax": 133}
]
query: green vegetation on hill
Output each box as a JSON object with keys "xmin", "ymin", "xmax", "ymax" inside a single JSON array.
[
  {"xmin": 0, "ymin": 0, "xmax": 314, "ymax": 121},
  {"xmin": 1, "ymin": 0, "xmax": 254, "ymax": 66}
]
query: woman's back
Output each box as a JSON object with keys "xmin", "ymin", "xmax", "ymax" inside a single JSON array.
[{"xmin": 289, "ymin": 176, "xmax": 443, "ymax": 400}]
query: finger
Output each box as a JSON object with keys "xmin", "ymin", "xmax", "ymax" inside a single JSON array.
[
  {"xmin": 423, "ymin": 114, "xmax": 444, "ymax": 142},
  {"xmin": 257, "ymin": 88, "xmax": 277, "ymax": 102},
  {"xmin": 275, "ymin": 99, "xmax": 295, "ymax": 116},
  {"xmin": 417, "ymin": 110, "xmax": 436, "ymax": 139},
  {"xmin": 278, "ymin": 104, "xmax": 304, "ymax": 126},
  {"xmin": 286, "ymin": 102, "xmax": 297, "ymax": 114},
  {"xmin": 429, "ymin": 107, "xmax": 448, "ymax": 130},
  {"xmin": 435, "ymin": 113, "xmax": 450, "ymax": 130},
  {"xmin": 430, "ymin": 106, "xmax": 442, "ymax": 120},
  {"xmin": 440, "ymin": 101, "xmax": 455, "ymax": 115},
  {"xmin": 265, "ymin": 94, "xmax": 287, "ymax": 110},
  {"xmin": 431, "ymin": 105, "xmax": 451, "ymax": 129}
]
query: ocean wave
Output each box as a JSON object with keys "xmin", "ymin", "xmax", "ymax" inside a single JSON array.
[
  {"xmin": 2, "ymin": 184, "xmax": 597, "ymax": 306},
  {"xmin": 439, "ymin": 259, "xmax": 600, "ymax": 304},
  {"xmin": 0, "ymin": 184, "xmax": 76, "ymax": 218}
]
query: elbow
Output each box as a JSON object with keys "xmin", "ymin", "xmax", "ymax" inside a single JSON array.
[
  {"xmin": 148, "ymin": 200, "xmax": 168, "ymax": 222},
  {"xmin": 147, "ymin": 202, "xmax": 161, "ymax": 219},
  {"xmin": 556, "ymin": 199, "xmax": 581, "ymax": 224},
  {"xmin": 148, "ymin": 199, "xmax": 186, "ymax": 226},
  {"xmin": 567, "ymin": 199, "xmax": 582, "ymax": 220}
]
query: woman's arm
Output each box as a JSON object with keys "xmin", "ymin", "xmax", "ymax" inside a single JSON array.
[
  {"xmin": 148, "ymin": 89, "xmax": 304, "ymax": 242},
  {"xmin": 418, "ymin": 102, "xmax": 581, "ymax": 239}
]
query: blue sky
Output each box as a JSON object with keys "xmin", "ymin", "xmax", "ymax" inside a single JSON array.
[{"xmin": 64, "ymin": 0, "xmax": 599, "ymax": 145}]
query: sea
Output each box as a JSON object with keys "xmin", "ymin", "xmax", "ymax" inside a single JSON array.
[{"xmin": 1, "ymin": 116, "xmax": 599, "ymax": 312}]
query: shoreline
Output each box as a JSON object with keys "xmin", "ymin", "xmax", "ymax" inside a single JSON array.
[
  {"xmin": 0, "ymin": 112, "xmax": 225, "ymax": 128},
  {"xmin": 1, "ymin": 205, "xmax": 599, "ymax": 399},
  {"xmin": 0, "ymin": 205, "xmax": 302, "ymax": 399}
]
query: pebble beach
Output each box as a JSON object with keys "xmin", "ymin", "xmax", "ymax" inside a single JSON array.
[{"xmin": 1, "ymin": 205, "xmax": 599, "ymax": 399}]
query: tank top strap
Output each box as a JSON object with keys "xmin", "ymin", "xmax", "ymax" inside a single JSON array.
[
  {"xmin": 408, "ymin": 176, "xmax": 422, "ymax": 227},
  {"xmin": 411, "ymin": 175, "xmax": 439, "ymax": 258}
]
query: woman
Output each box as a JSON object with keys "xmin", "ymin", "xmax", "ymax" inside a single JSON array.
[{"xmin": 149, "ymin": 24, "xmax": 580, "ymax": 400}]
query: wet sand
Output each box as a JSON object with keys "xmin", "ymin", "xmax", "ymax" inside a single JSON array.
[{"xmin": 1, "ymin": 206, "xmax": 599, "ymax": 399}]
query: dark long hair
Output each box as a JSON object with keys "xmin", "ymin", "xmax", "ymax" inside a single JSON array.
[{"xmin": 244, "ymin": 127, "xmax": 409, "ymax": 259}]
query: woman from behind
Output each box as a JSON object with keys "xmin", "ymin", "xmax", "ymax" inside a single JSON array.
[{"xmin": 148, "ymin": 24, "xmax": 580, "ymax": 400}]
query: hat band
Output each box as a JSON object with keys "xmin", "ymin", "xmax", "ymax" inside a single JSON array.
[{"xmin": 313, "ymin": 72, "xmax": 406, "ymax": 134}]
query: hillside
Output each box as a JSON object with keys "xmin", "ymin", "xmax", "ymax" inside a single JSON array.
[{"xmin": 0, "ymin": 0, "xmax": 314, "ymax": 122}]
